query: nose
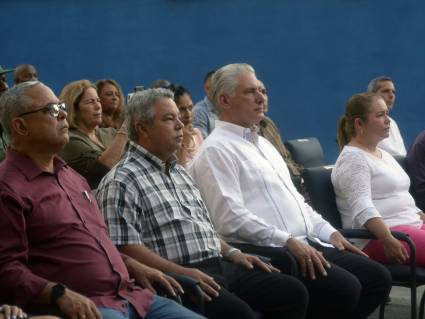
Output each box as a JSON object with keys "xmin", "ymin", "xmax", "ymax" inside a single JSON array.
[
  {"xmin": 176, "ymin": 117, "xmax": 184, "ymax": 129},
  {"xmin": 256, "ymin": 90, "xmax": 265, "ymax": 103},
  {"xmin": 95, "ymin": 99, "xmax": 102, "ymax": 110},
  {"xmin": 58, "ymin": 108, "xmax": 68, "ymax": 120},
  {"xmin": 384, "ymin": 114, "xmax": 390, "ymax": 123}
]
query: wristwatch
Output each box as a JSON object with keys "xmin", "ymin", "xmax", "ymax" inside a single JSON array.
[{"xmin": 51, "ymin": 283, "xmax": 66, "ymax": 305}]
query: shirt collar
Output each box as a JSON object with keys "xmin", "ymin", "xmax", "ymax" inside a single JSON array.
[
  {"xmin": 6, "ymin": 149, "xmax": 67, "ymax": 180},
  {"xmin": 215, "ymin": 120, "xmax": 259, "ymax": 144},
  {"xmin": 127, "ymin": 141, "xmax": 178, "ymax": 173}
]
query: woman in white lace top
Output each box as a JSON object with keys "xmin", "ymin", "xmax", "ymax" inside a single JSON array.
[{"xmin": 332, "ymin": 92, "xmax": 425, "ymax": 266}]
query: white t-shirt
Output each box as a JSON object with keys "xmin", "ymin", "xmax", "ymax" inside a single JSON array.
[
  {"xmin": 377, "ymin": 116, "xmax": 406, "ymax": 156},
  {"xmin": 331, "ymin": 145, "xmax": 421, "ymax": 248}
]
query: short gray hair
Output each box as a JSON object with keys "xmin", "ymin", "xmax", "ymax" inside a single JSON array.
[
  {"xmin": 0, "ymin": 80, "xmax": 41, "ymax": 142},
  {"xmin": 126, "ymin": 88, "xmax": 174, "ymax": 142},
  {"xmin": 211, "ymin": 63, "xmax": 255, "ymax": 113},
  {"xmin": 367, "ymin": 76, "xmax": 394, "ymax": 92}
]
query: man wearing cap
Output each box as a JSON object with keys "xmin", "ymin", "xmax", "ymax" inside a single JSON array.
[
  {"xmin": 0, "ymin": 65, "xmax": 13, "ymax": 98},
  {"xmin": 0, "ymin": 65, "xmax": 14, "ymax": 161},
  {"xmin": 0, "ymin": 81, "xmax": 204, "ymax": 319}
]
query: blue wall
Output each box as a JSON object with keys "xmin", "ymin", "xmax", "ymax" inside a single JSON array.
[{"xmin": 1, "ymin": 0, "xmax": 424, "ymax": 161}]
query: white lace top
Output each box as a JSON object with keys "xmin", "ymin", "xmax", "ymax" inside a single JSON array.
[{"xmin": 331, "ymin": 145, "xmax": 421, "ymax": 248}]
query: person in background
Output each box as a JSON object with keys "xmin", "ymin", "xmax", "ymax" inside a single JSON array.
[
  {"xmin": 0, "ymin": 65, "xmax": 14, "ymax": 97},
  {"xmin": 0, "ymin": 65, "xmax": 15, "ymax": 161},
  {"xmin": 150, "ymin": 79, "xmax": 171, "ymax": 89},
  {"xmin": 171, "ymin": 85, "xmax": 203, "ymax": 166},
  {"xmin": 193, "ymin": 70, "xmax": 217, "ymax": 138},
  {"xmin": 407, "ymin": 130, "xmax": 425, "ymax": 211},
  {"xmin": 96, "ymin": 79, "xmax": 125, "ymax": 129},
  {"xmin": 0, "ymin": 81, "xmax": 203, "ymax": 319},
  {"xmin": 59, "ymin": 79, "xmax": 128, "ymax": 189},
  {"xmin": 367, "ymin": 76, "xmax": 406, "ymax": 155},
  {"xmin": 13, "ymin": 64, "xmax": 38, "ymax": 84},
  {"xmin": 257, "ymin": 80, "xmax": 309, "ymax": 201},
  {"xmin": 332, "ymin": 92, "xmax": 425, "ymax": 266}
]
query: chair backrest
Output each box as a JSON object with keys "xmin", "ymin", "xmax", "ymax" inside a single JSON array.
[
  {"xmin": 284, "ymin": 137, "xmax": 325, "ymax": 168},
  {"xmin": 393, "ymin": 154, "xmax": 407, "ymax": 171},
  {"xmin": 302, "ymin": 165, "xmax": 342, "ymax": 228}
]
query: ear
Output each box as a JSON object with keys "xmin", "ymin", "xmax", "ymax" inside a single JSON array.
[
  {"xmin": 353, "ymin": 117, "xmax": 365, "ymax": 133},
  {"xmin": 11, "ymin": 118, "xmax": 29, "ymax": 137},
  {"xmin": 135, "ymin": 121, "xmax": 150, "ymax": 140},
  {"xmin": 218, "ymin": 93, "xmax": 230, "ymax": 110}
]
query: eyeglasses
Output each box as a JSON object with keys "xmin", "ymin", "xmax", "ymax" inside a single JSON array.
[{"xmin": 18, "ymin": 102, "xmax": 67, "ymax": 118}]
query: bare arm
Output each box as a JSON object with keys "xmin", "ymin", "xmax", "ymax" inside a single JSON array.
[
  {"xmin": 98, "ymin": 121, "xmax": 128, "ymax": 168},
  {"xmin": 364, "ymin": 217, "xmax": 409, "ymax": 264}
]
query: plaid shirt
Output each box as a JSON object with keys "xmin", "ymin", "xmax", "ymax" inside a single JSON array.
[{"xmin": 96, "ymin": 141, "xmax": 221, "ymax": 265}]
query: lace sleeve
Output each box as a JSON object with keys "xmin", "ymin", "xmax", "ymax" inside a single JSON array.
[{"xmin": 333, "ymin": 150, "xmax": 381, "ymax": 227}]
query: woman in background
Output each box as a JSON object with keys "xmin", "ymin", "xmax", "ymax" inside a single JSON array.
[
  {"xmin": 60, "ymin": 79, "xmax": 128, "ymax": 189},
  {"xmin": 96, "ymin": 79, "xmax": 125, "ymax": 129},
  {"xmin": 332, "ymin": 92, "xmax": 424, "ymax": 266},
  {"xmin": 171, "ymin": 85, "xmax": 203, "ymax": 166}
]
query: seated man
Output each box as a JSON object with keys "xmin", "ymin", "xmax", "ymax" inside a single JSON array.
[
  {"xmin": 0, "ymin": 81, "xmax": 204, "ymax": 319},
  {"xmin": 188, "ymin": 63, "xmax": 392, "ymax": 319},
  {"xmin": 96, "ymin": 88, "xmax": 309, "ymax": 319},
  {"xmin": 407, "ymin": 130, "xmax": 425, "ymax": 210}
]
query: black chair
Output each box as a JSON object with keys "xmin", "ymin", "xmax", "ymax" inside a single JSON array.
[
  {"xmin": 302, "ymin": 165, "xmax": 425, "ymax": 319},
  {"xmin": 284, "ymin": 137, "xmax": 326, "ymax": 168}
]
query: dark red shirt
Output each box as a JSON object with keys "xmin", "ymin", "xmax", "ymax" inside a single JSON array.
[{"xmin": 0, "ymin": 150, "xmax": 154, "ymax": 316}]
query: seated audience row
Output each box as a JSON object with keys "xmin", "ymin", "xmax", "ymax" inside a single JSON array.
[
  {"xmin": 1, "ymin": 61, "xmax": 421, "ymax": 318},
  {"xmin": 0, "ymin": 81, "xmax": 204, "ymax": 319},
  {"xmin": 96, "ymin": 86, "xmax": 309, "ymax": 319}
]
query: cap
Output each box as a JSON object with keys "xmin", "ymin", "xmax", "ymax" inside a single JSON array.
[{"xmin": 0, "ymin": 65, "xmax": 14, "ymax": 75}]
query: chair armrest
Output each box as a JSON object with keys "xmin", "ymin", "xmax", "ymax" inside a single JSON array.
[{"xmin": 339, "ymin": 228, "xmax": 418, "ymax": 288}]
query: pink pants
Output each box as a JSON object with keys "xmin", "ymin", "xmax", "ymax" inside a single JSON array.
[{"xmin": 363, "ymin": 224, "xmax": 425, "ymax": 267}]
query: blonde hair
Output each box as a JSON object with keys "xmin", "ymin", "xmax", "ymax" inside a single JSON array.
[
  {"xmin": 59, "ymin": 79, "xmax": 97, "ymax": 129},
  {"xmin": 96, "ymin": 79, "xmax": 125, "ymax": 129}
]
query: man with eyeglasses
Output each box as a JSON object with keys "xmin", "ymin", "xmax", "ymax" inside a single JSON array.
[{"xmin": 0, "ymin": 81, "xmax": 205, "ymax": 319}]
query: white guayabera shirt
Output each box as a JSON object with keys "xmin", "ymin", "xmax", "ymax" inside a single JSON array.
[{"xmin": 188, "ymin": 120, "xmax": 336, "ymax": 248}]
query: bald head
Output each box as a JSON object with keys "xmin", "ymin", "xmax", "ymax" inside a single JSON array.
[{"xmin": 14, "ymin": 64, "xmax": 38, "ymax": 84}]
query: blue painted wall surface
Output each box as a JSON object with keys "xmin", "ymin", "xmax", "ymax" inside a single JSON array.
[{"xmin": 1, "ymin": 0, "xmax": 424, "ymax": 161}]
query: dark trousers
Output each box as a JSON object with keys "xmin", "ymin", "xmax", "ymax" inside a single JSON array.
[
  {"xmin": 295, "ymin": 243, "xmax": 392, "ymax": 319},
  {"xmin": 186, "ymin": 257, "xmax": 308, "ymax": 319}
]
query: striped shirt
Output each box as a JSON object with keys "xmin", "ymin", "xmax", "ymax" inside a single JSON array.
[{"xmin": 96, "ymin": 141, "xmax": 221, "ymax": 265}]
